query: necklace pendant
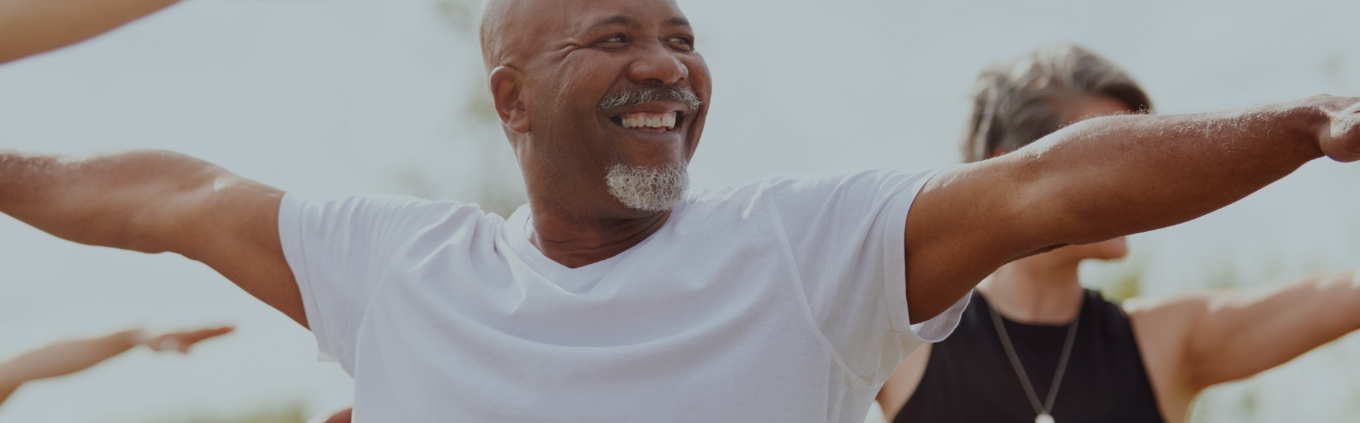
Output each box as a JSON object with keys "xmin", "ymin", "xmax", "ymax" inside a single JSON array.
[{"xmin": 1035, "ymin": 412, "xmax": 1055, "ymax": 423}]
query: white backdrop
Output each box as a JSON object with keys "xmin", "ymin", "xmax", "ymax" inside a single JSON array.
[{"xmin": 0, "ymin": 0, "xmax": 1358, "ymax": 421}]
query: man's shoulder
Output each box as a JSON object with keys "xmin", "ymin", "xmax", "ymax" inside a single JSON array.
[
  {"xmin": 688, "ymin": 169, "xmax": 930, "ymax": 201},
  {"xmin": 702, "ymin": 169, "xmax": 938, "ymax": 211},
  {"xmin": 282, "ymin": 192, "xmax": 498, "ymax": 235},
  {"xmin": 676, "ymin": 169, "xmax": 935, "ymax": 232},
  {"xmin": 286, "ymin": 192, "xmax": 480, "ymax": 213}
]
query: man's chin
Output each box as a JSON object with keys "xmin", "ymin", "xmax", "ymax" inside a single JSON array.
[{"xmin": 605, "ymin": 163, "xmax": 690, "ymax": 213}]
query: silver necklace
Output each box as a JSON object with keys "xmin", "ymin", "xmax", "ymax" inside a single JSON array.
[{"xmin": 987, "ymin": 295, "xmax": 1081, "ymax": 423}]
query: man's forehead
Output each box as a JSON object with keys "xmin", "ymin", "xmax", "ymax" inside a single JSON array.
[
  {"xmin": 566, "ymin": 1, "xmax": 689, "ymax": 30},
  {"xmin": 480, "ymin": 0, "xmax": 688, "ymax": 69},
  {"xmin": 484, "ymin": 0, "xmax": 686, "ymax": 33}
]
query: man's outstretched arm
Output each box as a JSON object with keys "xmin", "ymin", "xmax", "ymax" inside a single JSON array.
[
  {"xmin": 0, "ymin": 151, "xmax": 306, "ymax": 325},
  {"xmin": 0, "ymin": 0, "xmax": 181, "ymax": 64},
  {"xmin": 904, "ymin": 96, "xmax": 1360, "ymax": 323}
]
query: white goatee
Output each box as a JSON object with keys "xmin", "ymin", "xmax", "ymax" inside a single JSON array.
[{"xmin": 605, "ymin": 163, "xmax": 690, "ymax": 212}]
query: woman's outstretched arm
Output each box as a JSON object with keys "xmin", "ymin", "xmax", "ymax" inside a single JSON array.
[
  {"xmin": 0, "ymin": 325, "xmax": 233, "ymax": 404},
  {"xmin": 1127, "ymin": 272, "xmax": 1360, "ymax": 422}
]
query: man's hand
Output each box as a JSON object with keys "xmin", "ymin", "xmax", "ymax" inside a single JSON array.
[
  {"xmin": 1315, "ymin": 97, "xmax": 1360, "ymax": 162},
  {"xmin": 904, "ymin": 96, "xmax": 1358, "ymax": 324}
]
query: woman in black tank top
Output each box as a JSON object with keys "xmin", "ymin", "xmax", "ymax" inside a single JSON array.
[
  {"xmin": 892, "ymin": 290, "xmax": 1164, "ymax": 423},
  {"xmin": 875, "ymin": 45, "xmax": 1360, "ymax": 423}
]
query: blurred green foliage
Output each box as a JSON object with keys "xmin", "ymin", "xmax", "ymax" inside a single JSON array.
[
  {"xmin": 1087, "ymin": 241, "xmax": 1149, "ymax": 304},
  {"xmin": 1098, "ymin": 262, "xmax": 1142, "ymax": 304}
]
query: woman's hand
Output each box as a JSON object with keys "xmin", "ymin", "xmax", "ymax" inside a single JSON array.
[{"xmin": 135, "ymin": 325, "xmax": 236, "ymax": 353}]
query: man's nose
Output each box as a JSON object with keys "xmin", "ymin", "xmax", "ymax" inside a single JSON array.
[{"xmin": 627, "ymin": 40, "xmax": 688, "ymax": 86}]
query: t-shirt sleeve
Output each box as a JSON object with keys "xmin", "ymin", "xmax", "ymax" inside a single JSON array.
[
  {"xmin": 277, "ymin": 193, "xmax": 466, "ymax": 370},
  {"xmin": 765, "ymin": 169, "xmax": 970, "ymax": 384}
]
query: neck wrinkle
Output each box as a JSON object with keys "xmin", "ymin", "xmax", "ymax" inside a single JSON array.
[{"xmin": 526, "ymin": 204, "xmax": 671, "ymax": 269}]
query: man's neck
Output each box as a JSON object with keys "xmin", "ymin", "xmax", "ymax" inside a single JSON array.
[
  {"xmin": 525, "ymin": 204, "xmax": 671, "ymax": 269},
  {"xmin": 976, "ymin": 256, "xmax": 1086, "ymax": 325}
]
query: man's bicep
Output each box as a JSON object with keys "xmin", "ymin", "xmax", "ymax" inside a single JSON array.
[
  {"xmin": 902, "ymin": 164, "xmax": 1046, "ymax": 323},
  {"xmin": 175, "ymin": 175, "xmax": 307, "ymax": 327}
]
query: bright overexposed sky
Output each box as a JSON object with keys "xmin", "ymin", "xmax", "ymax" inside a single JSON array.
[{"xmin": 1, "ymin": 0, "xmax": 1358, "ymax": 421}]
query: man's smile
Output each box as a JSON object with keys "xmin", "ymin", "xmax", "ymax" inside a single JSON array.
[
  {"xmin": 619, "ymin": 112, "xmax": 676, "ymax": 131},
  {"xmin": 606, "ymin": 103, "xmax": 691, "ymax": 137}
]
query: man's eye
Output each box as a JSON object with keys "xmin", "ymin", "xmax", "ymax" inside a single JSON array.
[
  {"xmin": 668, "ymin": 36, "xmax": 694, "ymax": 50},
  {"xmin": 602, "ymin": 35, "xmax": 626, "ymax": 43}
]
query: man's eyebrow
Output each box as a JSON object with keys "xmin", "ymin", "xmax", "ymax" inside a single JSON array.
[
  {"xmin": 589, "ymin": 15, "xmax": 635, "ymax": 30},
  {"xmin": 585, "ymin": 16, "xmax": 690, "ymax": 31}
]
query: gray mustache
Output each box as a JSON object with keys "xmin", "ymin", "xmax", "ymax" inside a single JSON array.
[{"xmin": 598, "ymin": 86, "xmax": 704, "ymax": 112}]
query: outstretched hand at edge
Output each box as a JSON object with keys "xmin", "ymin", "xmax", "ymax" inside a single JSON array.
[
  {"xmin": 136, "ymin": 325, "xmax": 236, "ymax": 354},
  {"xmin": 1316, "ymin": 97, "xmax": 1360, "ymax": 162}
]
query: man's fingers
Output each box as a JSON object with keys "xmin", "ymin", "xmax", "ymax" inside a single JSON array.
[
  {"xmin": 1338, "ymin": 101, "xmax": 1360, "ymax": 116},
  {"xmin": 1319, "ymin": 99, "xmax": 1360, "ymax": 162},
  {"xmin": 1332, "ymin": 113, "xmax": 1360, "ymax": 162}
]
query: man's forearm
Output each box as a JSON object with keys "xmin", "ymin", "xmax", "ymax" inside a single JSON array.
[
  {"xmin": 906, "ymin": 96, "xmax": 1357, "ymax": 323},
  {"xmin": 1012, "ymin": 97, "xmax": 1340, "ymax": 250},
  {"xmin": 0, "ymin": 150, "xmax": 220, "ymax": 253},
  {"xmin": 2, "ymin": 150, "xmax": 305, "ymax": 324},
  {"xmin": 0, "ymin": 0, "xmax": 181, "ymax": 64}
]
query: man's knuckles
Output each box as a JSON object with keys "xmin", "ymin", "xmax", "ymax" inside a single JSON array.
[{"xmin": 1323, "ymin": 119, "xmax": 1360, "ymax": 162}]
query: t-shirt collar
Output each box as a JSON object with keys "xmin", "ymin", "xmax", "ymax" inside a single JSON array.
[{"xmin": 503, "ymin": 204, "xmax": 637, "ymax": 292}]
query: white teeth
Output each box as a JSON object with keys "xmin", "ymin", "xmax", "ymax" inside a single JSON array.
[{"xmin": 620, "ymin": 112, "xmax": 677, "ymax": 130}]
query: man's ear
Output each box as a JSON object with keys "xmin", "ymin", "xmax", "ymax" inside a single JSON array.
[{"xmin": 489, "ymin": 66, "xmax": 530, "ymax": 133}]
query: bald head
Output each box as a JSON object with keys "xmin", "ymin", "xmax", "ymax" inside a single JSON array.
[{"xmin": 478, "ymin": 0, "xmax": 533, "ymax": 71}]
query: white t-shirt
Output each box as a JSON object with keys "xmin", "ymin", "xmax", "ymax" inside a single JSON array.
[{"xmin": 279, "ymin": 169, "xmax": 969, "ymax": 422}]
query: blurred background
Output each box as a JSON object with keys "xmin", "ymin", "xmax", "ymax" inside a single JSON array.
[{"xmin": 0, "ymin": 0, "xmax": 1358, "ymax": 421}]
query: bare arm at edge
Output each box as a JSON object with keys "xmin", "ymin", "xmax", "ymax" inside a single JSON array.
[
  {"xmin": 321, "ymin": 408, "xmax": 353, "ymax": 423},
  {"xmin": 0, "ymin": 325, "xmax": 233, "ymax": 405},
  {"xmin": 1124, "ymin": 272, "xmax": 1360, "ymax": 423},
  {"xmin": 904, "ymin": 96, "xmax": 1360, "ymax": 323},
  {"xmin": 0, "ymin": 0, "xmax": 181, "ymax": 64},
  {"xmin": 0, "ymin": 151, "xmax": 306, "ymax": 325}
]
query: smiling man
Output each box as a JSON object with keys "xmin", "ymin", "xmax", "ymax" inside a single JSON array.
[{"xmin": 3, "ymin": 0, "xmax": 1360, "ymax": 421}]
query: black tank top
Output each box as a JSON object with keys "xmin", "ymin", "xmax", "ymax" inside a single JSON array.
[{"xmin": 895, "ymin": 290, "xmax": 1165, "ymax": 423}]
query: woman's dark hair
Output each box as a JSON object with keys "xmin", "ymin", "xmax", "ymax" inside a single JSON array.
[{"xmin": 961, "ymin": 44, "xmax": 1153, "ymax": 163}]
